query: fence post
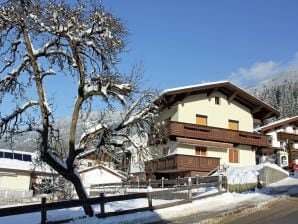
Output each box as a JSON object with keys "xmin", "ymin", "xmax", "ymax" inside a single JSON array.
[
  {"xmin": 100, "ymin": 193, "xmax": 105, "ymax": 218},
  {"xmin": 148, "ymin": 178, "xmax": 151, "ymax": 188},
  {"xmin": 196, "ymin": 175, "xmax": 199, "ymax": 186},
  {"xmin": 218, "ymin": 175, "xmax": 223, "ymax": 192},
  {"xmin": 187, "ymin": 177, "xmax": 192, "ymax": 201},
  {"xmin": 177, "ymin": 176, "xmax": 180, "ymax": 187},
  {"xmin": 148, "ymin": 192, "xmax": 153, "ymax": 211},
  {"xmin": 161, "ymin": 177, "xmax": 164, "ymax": 189},
  {"xmin": 41, "ymin": 197, "xmax": 47, "ymax": 224}
]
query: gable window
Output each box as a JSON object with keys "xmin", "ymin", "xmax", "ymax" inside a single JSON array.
[
  {"xmin": 196, "ymin": 115, "xmax": 207, "ymax": 126},
  {"xmin": 195, "ymin": 146, "xmax": 207, "ymax": 156},
  {"xmin": 229, "ymin": 149, "xmax": 239, "ymax": 163},
  {"xmin": 215, "ymin": 96, "xmax": 220, "ymax": 105},
  {"xmin": 228, "ymin": 120, "xmax": 239, "ymax": 130}
]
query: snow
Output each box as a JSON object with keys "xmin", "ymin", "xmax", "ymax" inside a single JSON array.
[
  {"xmin": 257, "ymin": 115, "xmax": 298, "ymax": 131},
  {"xmin": 162, "ymin": 80, "xmax": 229, "ymax": 94},
  {"xmin": 215, "ymin": 163, "xmax": 288, "ymax": 184},
  {"xmin": 0, "ymin": 151, "xmax": 53, "ymax": 174},
  {"xmin": 1, "ymin": 176, "xmax": 298, "ymax": 224}
]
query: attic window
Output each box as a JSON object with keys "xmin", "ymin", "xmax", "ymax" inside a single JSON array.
[{"xmin": 215, "ymin": 96, "xmax": 220, "ymax": 105}]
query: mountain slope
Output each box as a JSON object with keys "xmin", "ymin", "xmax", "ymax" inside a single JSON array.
[{"xmin": 248, "ymin": 70, "xmax": 298, "ymax": 120}]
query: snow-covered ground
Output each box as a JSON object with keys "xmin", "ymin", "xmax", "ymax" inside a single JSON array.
[
  {"xmin": 1, "ymin": 175, "xmax": 297, "ymax": 224},
  {"xmin": 215, "ymin": 163, "xmax": 288, "ymax": 184}
]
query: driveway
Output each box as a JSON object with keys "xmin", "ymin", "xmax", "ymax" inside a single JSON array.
[{"xmin": 148, "ymin": 195, "xmax": 298, "ymax": 224}]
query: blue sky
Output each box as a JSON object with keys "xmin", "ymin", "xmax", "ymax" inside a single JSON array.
[
  {"xmin": 2, "ymin": 0, "xmax": 298, "ymax": 118},
  {"xmin": 102, "ymin": 0, "xmax": 298, "ymax": 89}
]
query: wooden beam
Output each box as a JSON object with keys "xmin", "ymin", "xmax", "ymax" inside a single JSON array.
[
  {"xmin": 207, "ymin": 88, "xmax": 218, "ymax": 97},
  {"xmin": 252, "ymin": 105, "xmax": 263, "ymax": 114},
  {"xmin": 262, "ymin": 112, "xmax": 273, "ymax": 120},
  {"xmin": 227, "ymin": 91, "xmax": 238, "ymax": 102}
]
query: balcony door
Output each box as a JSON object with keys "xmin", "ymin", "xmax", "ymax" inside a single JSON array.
[
  {"xmin": 228, "ymin": 120, "xmax": 239, "ymax": 130},
  {"xmin": 196, "ymin": 115, "xmax": 207, "ymax": 126},
  {"xmin": 195, "ymin": 146, "xmax": 207, "ymax": 156}
]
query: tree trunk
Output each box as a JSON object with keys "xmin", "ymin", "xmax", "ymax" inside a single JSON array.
[
  {"xmin": 43, "ymin": 154, "xmax": 94, "ymax": 216},
  {"xmin": 70, "ymin": 173, "xmax": 94, "ymax": 217}
]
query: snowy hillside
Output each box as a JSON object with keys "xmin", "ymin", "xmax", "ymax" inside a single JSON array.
[{"xmin": 247, "ymin": 70, "xmax": 298, "ymax": 120}]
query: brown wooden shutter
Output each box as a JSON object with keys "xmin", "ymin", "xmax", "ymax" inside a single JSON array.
[
  {"xmin": 229, "ymin": 149, "xmax": 239, "ymax": 163},
  {"xmin": 234, "ymin": 150, "xmax": 239, "ymax": 163},
  {"xmin": 229, "ymin": 149, "xmax": 233, "ymax": 162}
]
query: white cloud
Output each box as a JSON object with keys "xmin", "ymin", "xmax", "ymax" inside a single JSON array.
[{"xmin": 228, "ymin": 52, "xmax": 298, "ymax": 87}]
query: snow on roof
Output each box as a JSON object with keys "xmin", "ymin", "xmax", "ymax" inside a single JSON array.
[
  {"xmin": 0, "ymin": 149, "xmax": 55, "ymax": 174},
  {"xmin": 0, "ymin": 158, "xmax": 54, "ymax": 174},
  {"xmin": 0, "ymin": 148, "xmax": 34, "ymax": 155},
  {"xmin": 258, "ymin": 116, "xmax": 298, "ymax": 132},
  {"xmin": 159, "ymin": 81, "xmax": 279, "ymax": 120},
  {"xmin": 162, "ymin": 80, "xmax": 229, "ymax": 94},
  {"xmin": 79, "ymin": 164, "xmax": 126, "ymax": 180}
]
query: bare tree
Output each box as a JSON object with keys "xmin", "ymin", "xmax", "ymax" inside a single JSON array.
[{"xmin": 0, "ymin": 0, "xmax": 157, "ymax": 216}]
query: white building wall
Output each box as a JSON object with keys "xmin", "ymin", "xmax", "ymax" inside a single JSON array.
[
  {"xmin": 265, "ymin": 124, "xmax": 298, "ymax": 150},
  {"xmin": 169, "ymin": 143, "xmax": 255, "ymax": 167},
  {"xmin": 0, "ymin": 172, "xmax": 31, "ymax": 190},
  {"xmin": 175, "ymin": 92, "xmax": 253, "ymax": 132},
  {"xmin": 80, "ymin": 168, "xmax": 123, "ymax": 190}
]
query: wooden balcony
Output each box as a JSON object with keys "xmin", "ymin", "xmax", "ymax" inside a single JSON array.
[
  {"xmin": 145, "ymin": 154, "xmax": 220, "ymax": 173},
  {"xmin": 169, "ymin": 121, "xmax": 270, "ymax": 147},
  {"xmin": 277, "ymin": 132, "xmax": 298, "ymax": 142}
]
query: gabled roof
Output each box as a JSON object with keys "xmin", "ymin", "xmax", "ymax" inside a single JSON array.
[
  {"xmin": 79, "ymin": 164, "xmax": 126, "ymax": 180},
  {"xmin": 156, "ymin": 81, "xmax": 279, "ymax": 121},
  {"xmin": 258, "ymin": 116, "xmax": 298, "ymax": 133}
]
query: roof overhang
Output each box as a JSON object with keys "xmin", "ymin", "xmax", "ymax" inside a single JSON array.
[
  {"xmin": 260, "ymin": 116, "xmax": 298, "ymax": 133},
  {"xmin": 155, "ymin": 81, "xmax": 280, "ymax": 121}
]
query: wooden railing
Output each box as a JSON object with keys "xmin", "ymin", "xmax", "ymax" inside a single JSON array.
[
  {"xmin": 145, "ymin": 154, "xmax": 220, "ymax": 173},
  {"xmin": 277, "ymin": 132, "xmax": 298, "ymax": 141},
  {"xmin": 170, "ymin": 121, "xmax": 270, "ymax": 147},
  {"xmin": 0, "ymin": 176, "xmax": 227, "ymax": 224}
]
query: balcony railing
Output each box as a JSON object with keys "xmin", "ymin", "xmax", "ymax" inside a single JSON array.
[
  {"xmin": 169, "ymin": 121, "xmax": 270, "ymax": 147},
  {"xmin": 277, "ymin": 132, "xmax": 298, "ymax": 142},
  {"xmin": 145, "ymin": 154, "xmax": 220, "ymax": 173}
]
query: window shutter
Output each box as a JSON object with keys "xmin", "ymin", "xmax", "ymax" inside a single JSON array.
[
  {"xmin": 228, "ymin": 120, "xmax": 239, "ymax": 130},
  {"xmin": 196, "ymin": 115, "xmax": 207, "ymax": 126}
]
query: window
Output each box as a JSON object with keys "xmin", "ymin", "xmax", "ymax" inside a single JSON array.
[
  {"xmin": 196, "ymin": 115, "xmax": 207, "ymax": 126},
  {"xmin": 228, "ymin": 120, "xmax": 239, "ymax": 130},
  {"xmin": 87, "ymin": 162, "xmax": 92, "ymax": 167},
  {"xmin": 215, "ymin": 96, "xmax": 220, "ymax": 105},
  {"xmin": 0, "ymin": 151, "xmax": 3, "ymax": 158},
  {"xmin": 23, "ymin": 154, "xmax": 32, "ymax": 162},
  {"xmin": 14, "ymin": 153, "xmax": 22, "ymax": 160},
  {"xmin": 4, "ymin": 152, "xmax": 13, "ymax": 159},
  {"xmin": 229, "ymin": 149, "xmax": 239, "ymax": 163},
  {"xmin": 195, "ymin": 146, "xmax": 207, "ymax": 156}
]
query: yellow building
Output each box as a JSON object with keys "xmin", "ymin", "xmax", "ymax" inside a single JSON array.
[{"xmin": 145, "ymin": 81, "xmax": 279, "ymax": 179}]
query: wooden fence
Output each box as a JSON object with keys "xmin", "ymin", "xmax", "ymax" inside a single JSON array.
[{"xmin": 0, "ymin": 176, "xmax": 227, "ymax": 224}]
